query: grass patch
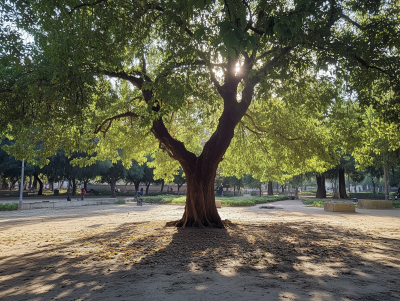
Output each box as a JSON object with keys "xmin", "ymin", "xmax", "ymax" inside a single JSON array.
[
  {"xmin": 302, "ymin": 198, "xmax": 329, "ymax": 207},
  {"xmin": 115, "ymin": 200, "xmax": 126, "ymax": 204},
  {"xmin": 220, "ymin": 196, "xmax": 290, "ymax": 207},
  {"xmin": 0, "ymin": 203, "xmax": 18, "ymax": 211},
  {"xmin": 393, "ymin": 201, "xmax": 400, "ymax": 208},
  {"xmin": 141, "ymin": 195, "xmax": 291, "ymax": 206}
]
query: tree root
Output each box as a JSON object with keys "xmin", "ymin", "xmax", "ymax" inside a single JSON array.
[{"xmin": 165, "ymin": 218, "xmax": 225, "ymax": 229}]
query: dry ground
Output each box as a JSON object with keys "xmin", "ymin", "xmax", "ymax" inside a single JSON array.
[{"xmin": 0, "ymin": 200, "xmax": 399, "ymax": 301}]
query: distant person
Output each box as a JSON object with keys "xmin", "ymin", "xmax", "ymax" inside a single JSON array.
[
  {"xmin": 81, "ymin": 188, "xmax": 86, "ymax": 200},
  {"xmin": 67, "ymin": 195, "xmax": 71, "ymax": 201},
  {"xmin": 140, "ymin": 187, "xmax": 144, "ymax": 196}
]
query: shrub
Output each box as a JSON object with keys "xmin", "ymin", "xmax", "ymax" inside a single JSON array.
[
  {"xmin": 115, "ymin": 200, "xmax": 125, "ymax": 204},
  {"xmin": 302, "ymin": 199, "xmax": 329, "ymax": 207},
  {"xmin": 393, "ymin": 201, "xmax": 400, "ymax": 208},
  {"xmin": 0, "ymin": 203, "xmax": 19, "ymax": 211}
]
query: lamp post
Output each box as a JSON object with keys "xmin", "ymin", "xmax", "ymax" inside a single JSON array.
[{"xmin": 19, "ymin": 160, "xmax": 24, "ymax": 204}]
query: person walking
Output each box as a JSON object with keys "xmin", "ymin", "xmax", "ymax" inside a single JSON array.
[
  {"xmin": 81, "ymin": 188, "xmax": 86, "ymax": 200},
  {"xmin": 140, "ymin": 187, "xmax": 144, "ymax": 196}
]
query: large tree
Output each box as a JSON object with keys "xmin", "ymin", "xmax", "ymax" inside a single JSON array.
[{"xmin": 2, "ymin": 0, "xmax": 399, "ymax": 227}]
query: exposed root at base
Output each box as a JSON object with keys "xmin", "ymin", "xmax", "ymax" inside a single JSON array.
[{"xmin": 165, "ymin": 219, "xmax": 225, "ymax": 229}]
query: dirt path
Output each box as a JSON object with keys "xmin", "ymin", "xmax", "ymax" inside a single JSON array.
[{"xmin": 1, "ymin": 200, "xmax": 399, "ymax": 301}]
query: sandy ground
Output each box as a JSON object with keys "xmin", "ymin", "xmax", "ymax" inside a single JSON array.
[{"xmin": 1, "ymin": 200, "xmax": 399, "ymax": 301}]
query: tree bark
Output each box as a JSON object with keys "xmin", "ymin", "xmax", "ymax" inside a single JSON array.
[
  {"xmin": 34, "ymin": 174, "xmax": 43, "ymax": 196},
  {"xmin": 372, "ymin": 179, "xmax": 376, "ymax": 194},
  {"xmin": 170, "ymin": 164, "xmax": 223, "ymax": 228},
  {"xmin": 134, "ymin": 181, "xmax": 139, "ymax": 192},
  {"xmin": 160, "ymin": 180, "xmax": 164, "ymax": 192},
  {"xmin": 146, "ymin": 183, "xmax": 150, "ymax": 195},
  {"xmin": 267, "ymin": 181, "xmax": 273, "ymax": 195},
  {"xmin": 33, "ymin": 177, "xmax": 38, "ymax": 189},
  {"xmin": 384, "ymin": 166, "xmax": 390, "ymax": 200},
  {"xmin": 67, "ymin": 179, "xmax": 71, "ymax": 193},
  {"xmin": 338, "ymin": 168, "xmax": 348, "ymax": 199},
  {"xmin": 259, "ymin": 187, "xmax": 262, "ymax": 197},
  {"xmin": 72, "ymin": 178, "xmax": 77, "ymax": 196},
  {"xmin": 316, "ymin": 175, "xmax": 326, "ymax": 198}
]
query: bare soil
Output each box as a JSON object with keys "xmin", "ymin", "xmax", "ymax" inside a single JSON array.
[{"xmin": 0, "ymin": 200, "xmax": 399, "ymax": 301}]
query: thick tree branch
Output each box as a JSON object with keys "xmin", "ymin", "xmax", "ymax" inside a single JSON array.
[
  {"xmin": 94, "ymin": 112, "xmax": 140, "ymax": 137},
  {"xmin": 103, "ymin": 70, "xmax": 144, "ymax": 88},
  {"xmin": 340, "ymin": 13, "xmax": 363, "ymax": 30},
  {"xmin": 151, "ymin": 119, "xmax": 196, "ymax": 167},
  {"xmin": 255, "ymin": 46, "xmax": 293, "ymax": 80},
  {"xmin": 69, "ymin": 0, "xmax": 107, "ymax": 14},
  {"xmin": 354, "ymin": 55, "xmax": 388, "ymax": 74}
]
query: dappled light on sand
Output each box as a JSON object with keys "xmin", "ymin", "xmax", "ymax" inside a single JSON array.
[{"xmin": 1, "ymin": 206, "xmax": 400, "ymax": 300}]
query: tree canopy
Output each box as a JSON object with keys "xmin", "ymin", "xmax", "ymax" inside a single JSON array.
[{"xmin": 1, "ymin": 0, "xmax": 399, "ymax": 227}]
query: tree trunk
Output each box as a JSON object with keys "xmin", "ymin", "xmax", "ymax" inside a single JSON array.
[
  {"xmin": 110, "ymin": 178, "xmax": 116, "ymax": 198},
  {"xmin": 34, "ymin": 174, "xmax": 43, "ymax": 196},
  {"xmin": 372, "ymin": 179, "xmax": 376, "ymax": 194},
  {"xmin": 294, "ymin": 186, "xmax": 299, "ymax": 199},
  {"xmin": 160, "ymin": 180, "xmax": 164, "ymax": 192},
  {"xmin": 259, "ymin": 187, "xmax": 262, "ymax": 197},
  {"xmin": 72, "ymin": 178, "xmax": 77, "ymax": 196},
  {"xmin": 281, "ymin": 185, "xmax": 284, "ymax": 193},
  {"xmin": 168, "ymin": 162, "xmax": 223, "ymax": 228},
  {"xmin": 267, "ymin": 181, "xmax": 273, "ymax": 195},
  {"xmin": 316, "ymin": 175, "xmax": 326, "ymax": 198},
  {"xmin": 67, "ymin": 179, "xmax": 71, "ymax": 193},
  {"xmin": 1, "ymin": 178, "xmax": 7, "ymax": 189},
  {"xmin": 33, "ymin": 177, "xmax": 38, "ymax": 189},
  {"xmin": 84, "ymin": 181, "xmax": 88, "ymax": 191},
  {"xmin": 384, "ymin": 166, "xmax": 390, "ymax": 200},
  {"xmin": 146, "ymin": 183, "xmax": 150, "ymax": 195},
  {"xmin": 338, "ymin": 168, "xmax": 348, "ymax": 199},
  {"xmin": 134, "ymin": 181, "xmax": 139, "ymax": 192},
  {"xmin": 28, "ymin": 176, "xmax": 33, "ymax": 189}
]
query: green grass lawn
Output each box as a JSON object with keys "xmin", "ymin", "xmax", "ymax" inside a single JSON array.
[
  {"xmin": 302, "ymin": 199, "xmax": 330, "ymax": 207},
  {"xmin": 141, "ymin": 195, "xmax": 291, "ymax": 206},
  {"xmin": 0, "ymin": 203, "xmax": 19, "ymax": 211}
]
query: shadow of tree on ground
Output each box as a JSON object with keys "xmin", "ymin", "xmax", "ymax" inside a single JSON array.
[{"xmin": 1, "ymin": 219, "xmax": 399, "ymax": 301}]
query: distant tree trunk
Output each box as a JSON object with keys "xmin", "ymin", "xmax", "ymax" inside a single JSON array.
[
  {"xmin": 338, "ymin": 169, "xmax": 348, "ymax": 199},
  {"xmin": 133, "ymin": 181, "xmax": 140, "ymax": 192},
  {"xmin": 1, "ymin": 178, "xmax": 7, "ymax": 189},
  {"xmin": 28, "ymin": 176, "xmax": 33, "ymax": 189},
  {"xmin": 372, "ymin": 179, "xmax": 376, "ymax": 194},
  {"xmin": 34, "ymin": 174, "xmax": 43, "ymax": 196},
  {"xmin": 59, "ymin": 180, "xmax": 64, "ymax": 189},
  {"xmin": 259, "ymin": 186, "xmax": 262, "ymax": 197},
  {"xmin": 316, "ymin": 175, "xmax": 326, "ymax": 198},
  {"xmin": 72, "ymin": 178, "xmax": 77, "ymax": 196},
  {"xmin": 383, "ymin": 166, "xmax": 390, "ymax": 200},
  {"xmin": 84, "ymin": 181, "xmax": 88, "ymax": 191},
  {"xmin": 160, "ymin": 180, "xmax": 164, "ymax": 192},
  {"xmin": 110, "ymin": 180, "xmax": 116, "ymax": 197},
  {"xmin": 33, "ymin": 177, "xmax": 38, "ymax": 189},
  {"xmin": 281, "ymin": 185, "xmax": 284, "ymax": 193},
  {"xmin": 233, "ymin": 185, "xmax": 235, "ymax": 196},
  {"xmin": 294, "ymin": 186, "xmax": 299, "ymax": 199},
  {"xmin": 67, "ymin": 179, "xmax": 71, "ymax": 193},
  {"xmin": 267, "ymin": 181, "xmax": 273, "ymax": 195},
  {"xmin": 49, "ymin": 181, "xmax": 54, "ymax": 191},
  {"xmin": 146, "ymin": 183, "xmax": 150, "ymax": 194}
]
